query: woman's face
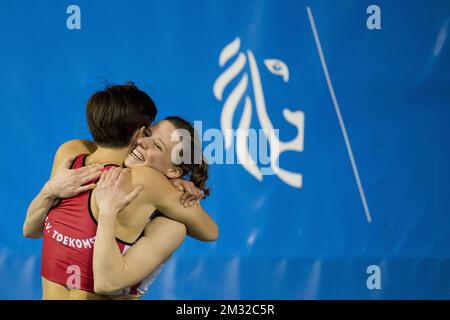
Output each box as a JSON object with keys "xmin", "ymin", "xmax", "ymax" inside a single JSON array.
[{"xmin": 124, "ymin": 120, "xmax": 182, "ymax": 178}]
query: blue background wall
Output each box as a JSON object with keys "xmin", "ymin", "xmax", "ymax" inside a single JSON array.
[{"xmin": 1, "ymin": 0, "xmax": 449, "ymax": 299}]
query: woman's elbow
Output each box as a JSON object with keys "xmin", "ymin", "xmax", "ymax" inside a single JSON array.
[
  {"xmin": 94, "ymin": 280, "xmax": 121, "ymax": 295},
  {"xmin": 93, "ymin": 284, "xmax": 110, "ymax": 295},
  {"xmin": 207, "ymin": 223, "xmax": 219, "ymax": 242},
  {"xmin": 213, "ymin": 226, "xmax": 219, "ymax": 241},
  {"xmin": 22, "ymin": 225, "xmax": 31, "ymax": 238},
  {"xmin": 22, "ymin": 224, "xmax": 42, "ymax": 239}
]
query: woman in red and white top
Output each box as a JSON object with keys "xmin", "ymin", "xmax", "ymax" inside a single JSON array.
[{"xmin": 23, "ymin": 83, "xmax": 218, "ymax": 299}]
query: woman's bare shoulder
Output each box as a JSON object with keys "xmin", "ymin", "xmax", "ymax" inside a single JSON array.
[
  {"xmin": 51, "ymin": 139, "xmax": 97, "ymax": 174},
  {"xmin": 129, "ymin": 166, "xmax": 168, "ymax": 187},
  {"xmin": 57, "ymin": 139, "xmax": 96, "ymax": 155},
  {"xmin": 143, "ymin": 215, "xmax": 187, "ymax": 237}
]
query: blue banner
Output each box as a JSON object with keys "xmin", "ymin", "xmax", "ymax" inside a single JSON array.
[{"xmin": 1, "ymin": 0, "xmax": 449, "ymax": 299}]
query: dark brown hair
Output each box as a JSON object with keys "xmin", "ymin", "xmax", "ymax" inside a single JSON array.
[
  {"xmin": 165, "ymin": 116, "xmax": 210, "ymax": 197},
  {"xmin": 86, "ymin": 82, "xmax": 157, "ymax": 148}
]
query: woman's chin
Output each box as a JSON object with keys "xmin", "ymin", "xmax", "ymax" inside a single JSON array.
[
  {"xmin": 124, "ymin": 157, "xmax": 136, "ymax": 168},
  {"xmin": 124, "ymin": 157, "xmax": 147, "ymax": 168}
]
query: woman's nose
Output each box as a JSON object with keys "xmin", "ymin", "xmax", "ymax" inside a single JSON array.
[{"xmin": 137, "ymin": 137, "xmax": 149, "ymax": 148}]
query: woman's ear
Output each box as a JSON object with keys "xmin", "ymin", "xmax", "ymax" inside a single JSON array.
[{"xmin": 166, "ymin": 167, "xmax": 183, "ymax": 179}]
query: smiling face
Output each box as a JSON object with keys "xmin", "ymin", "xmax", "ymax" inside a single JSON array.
[{"xmin": 124, "ymin": 120, "xmax": 183, "ymax": 179}]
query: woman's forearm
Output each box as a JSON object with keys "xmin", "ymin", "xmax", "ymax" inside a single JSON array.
[
  {"xmin": 24, "ymin": 151, "xmax": 103, "ymax": 239},
  {"xmin": 23, "ymin": 182, "xmax": 56, "ymax": 238},
  {"xmin": 160, "ymin": 204, "xmax": 218, "ymax": 242},
  {"xmin": 185, "ymin": 206, "xmax": 219, "ymax": 242},
  {"xmin": 93, "ymin": 211, "xmax": 128, "ymax": 294}
]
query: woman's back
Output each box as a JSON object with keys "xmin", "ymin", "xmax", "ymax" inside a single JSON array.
[{"xmin": 41, "ymin": 154, "xmax": 155, "ymax": 298}]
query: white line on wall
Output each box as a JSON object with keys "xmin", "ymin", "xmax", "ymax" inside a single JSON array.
[{"xmin": 306, "ymin": 6, "xmax": 373, "ymax": 223}]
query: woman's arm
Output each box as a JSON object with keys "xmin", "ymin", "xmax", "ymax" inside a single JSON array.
[
  {"xmin": 23, "ymin": 140, "xmax": 101, "ymax": 238},
  {"xmin": 23, "ymin": 182, "xmax": 58, "ymax": 239},
  {"xmin": 94, "ymin": 215, "xmax": 186, "ymax": 294},
  {"xmin": 130, "ymin": 166, "xmax": 219, "ymax": 242},
  {"xmin": 93, "ymin": 169, "xmax": 186, "ymax": 294}
]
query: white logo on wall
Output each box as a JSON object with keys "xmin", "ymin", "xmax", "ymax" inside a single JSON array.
[
  {"xmin": 66, "ymin": 5, "xmax": 81, "ymax": 30},
  {"xmin": 213, "ymin": 37, "xmax": 305, "ymax": 188}
]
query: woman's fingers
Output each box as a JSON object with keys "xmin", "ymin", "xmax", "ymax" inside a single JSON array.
[
  {"xmin": 185, "ymin": 195, "xmax": 198, "ymax": 207},
  {"xmin": 180, "ymin": 189, "xmax": 192, "ymax": 204},
  {"xmin": 80, "ymin": 170, "xmax": 103, "ymax": 184},
  {"xmin": 108, "ymin": 167, "xmax": 122, "ymax": 183},
  {"xmin": 180, "ymin": 185, "xmax": 203, "ymax": 206},
  {"xmin": 181, "ymin": 187, "xmax": 203, "ymax": 207},
  {"xmin": 76, "ymin": 163, "xmax": 102, "ymax": 172},
  {"xmin": 170, "ymin": 179, "xmax": 184, "ymax": 191},
  {"xmin": 124, "ymin": 185, "xmax": 143, "ymax": 205},
  {"xmin": 181, "ymin": 194, "xmax": 201, "ymax": 207},
  {"xmin": 77, "ymin": 164, "xmax": 104, "ymax": 176},
  {"xmin": 78, "ymin": 167, "xmax": 103, "ymax": 183},
  {"xmin": 103, "ymin": 167, "xmax": 115, "ymax": 183},
  {"xmin": 62, "ymin": 155, "xmax": 79, "ymax": 169},
  {"xmin": 98, "ymin": 170, "xmax": 107, "ymax": 186},
  {"xmin": 116, "ymin": 168, "xmax": 129, "ymax": 186},
  {"xmin": 181, "ymin": 194, "xmax": 194, "ymax": 207},
  {"xmin": 75, "ymin": 183, "xmax": 96, "ymax": 194},
  {"xmin": 193, "ymin": 189, "xmax": 203, "ymax": 201}
]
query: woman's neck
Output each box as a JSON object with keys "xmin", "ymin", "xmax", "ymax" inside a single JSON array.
[{"xmin": 87, "ymin": 145, "xmax": 131, "ymax": 166}]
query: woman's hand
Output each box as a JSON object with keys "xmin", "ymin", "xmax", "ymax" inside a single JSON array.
[
  {"xmin": 95, "ymin": 167, "xmax": 143, "ymax": 217},
  {"xmin": 45, "ymin": 156, "xmax": 104, "ymax": 199},
  {"xmin": 170, "ymin": 179, "xmax": 205, "ymax": 207}
]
